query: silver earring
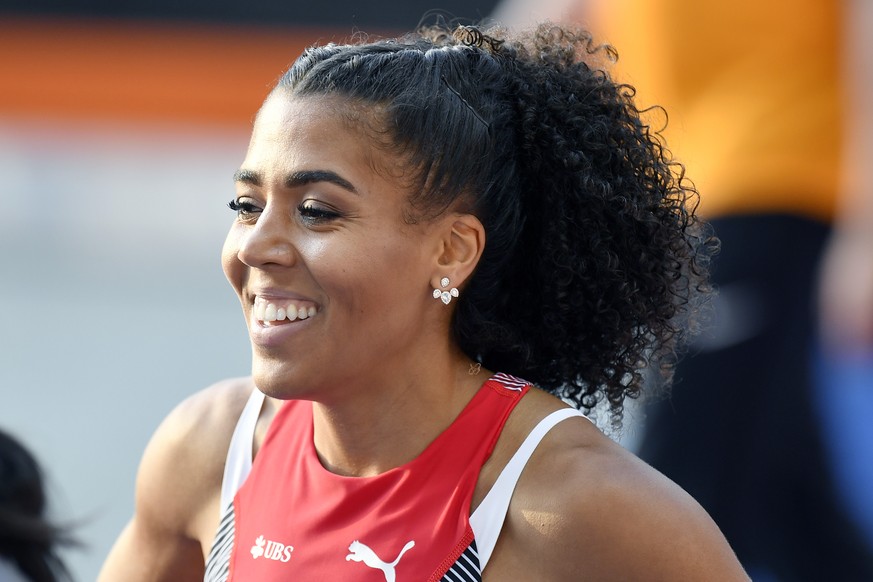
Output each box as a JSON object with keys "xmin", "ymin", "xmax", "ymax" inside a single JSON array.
[{"xmin": 432, "ymin": 276, "xmax": 460, "ymax": 305}]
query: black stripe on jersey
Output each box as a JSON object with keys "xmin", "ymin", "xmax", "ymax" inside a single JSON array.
[
  {"xmin": 204, "ymin": 503, "xmax": 235, "ymax": 582},
  {"xmin": 491, "ymin": 372, "xmax": 528, "ymax": 392},
  {"xmin": 440, "ymin": 540, "xmax": 482, "ymax": 582}
]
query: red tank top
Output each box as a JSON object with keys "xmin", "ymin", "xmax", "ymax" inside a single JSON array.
[{"xmin": 228, "ymin": 374, "xmax": 529, "ymax": 581}]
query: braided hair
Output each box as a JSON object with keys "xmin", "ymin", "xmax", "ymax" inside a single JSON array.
[{"xmin": 274, "ymin": 23, "xmax": 715, "ymax": 427}]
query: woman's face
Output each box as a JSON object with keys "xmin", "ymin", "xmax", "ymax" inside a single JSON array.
[{"xmin": 222, "ymin": 93, "xmax": 444, "ymax": 400}]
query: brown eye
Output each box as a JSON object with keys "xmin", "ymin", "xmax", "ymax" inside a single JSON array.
[
  {"xmin": 297, "ymin": 201, "xmax": 341, "ymax": 223},
  {"xmin": 228, "ymin": 199, "xmax": 261, "ymax": 219}
]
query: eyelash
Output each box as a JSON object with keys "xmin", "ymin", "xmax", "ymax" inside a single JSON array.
[
  {"xmin": 226, "ymin": 199, "xmax": 342, "ymax": 223},
  {"xmin": 298, "ymin": 202, "xmax": 342, "ymax": 222},
  {"xmin": 227, "ymin": 199, "xmax": 258, "ymax": 217}
]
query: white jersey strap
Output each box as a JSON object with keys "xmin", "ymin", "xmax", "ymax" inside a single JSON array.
[
  {"xmin": 470, "ymin": 407, "xmax": 590, "ymax": 571},
  {"xmin": 218, "ymin": 387, "xmax": 266, "ymax": 515}
]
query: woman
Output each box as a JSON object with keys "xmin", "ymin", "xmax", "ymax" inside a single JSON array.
[{"xmin": 100, "ymin": 23, "xmax": 749, "ymax": 580}]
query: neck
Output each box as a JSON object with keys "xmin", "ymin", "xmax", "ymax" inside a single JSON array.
[{"xmin": 310, "ymin": 347, "xmax": 486, "ymax": 477}]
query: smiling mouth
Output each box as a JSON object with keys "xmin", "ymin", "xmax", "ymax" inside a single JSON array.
[{"xmin": 253, "ymin": 296, "xmax": 319, "ymax": 325}]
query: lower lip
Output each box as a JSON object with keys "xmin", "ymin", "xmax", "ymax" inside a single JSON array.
[{"xmin": 248, "ymin": 312, "xmax": 316, "ymax": 347}]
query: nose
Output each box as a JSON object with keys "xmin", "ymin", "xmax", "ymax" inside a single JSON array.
[{"xmin": 235, "ymin": 207, "xmax": 299, "ymax": 269}]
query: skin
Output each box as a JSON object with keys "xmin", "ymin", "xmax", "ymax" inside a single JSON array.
[{"xmin": 99, "ymin": 92, "xmax": 749, "ymax": 580}]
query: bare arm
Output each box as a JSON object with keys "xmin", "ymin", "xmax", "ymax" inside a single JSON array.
[
  {"xmin": 98, "ymin": 379, "xmax": 253, "ymax": 582},
  {"xmin": 819, "ymin": 0, "xmax": 873, "ymax": 350}
]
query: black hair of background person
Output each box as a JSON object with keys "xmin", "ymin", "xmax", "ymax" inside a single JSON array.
[
  {"xmin": 0, "ymin": 429, "xmax": 75, "ymax": 582},
  {"xmin": 0, "ymin": 0, "xmax": 502, "ymax": 30}
]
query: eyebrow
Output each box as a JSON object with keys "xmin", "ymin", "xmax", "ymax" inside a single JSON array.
[{"xmin": 233, "ymin": 169, "xmax": 359, "ymax": 195}]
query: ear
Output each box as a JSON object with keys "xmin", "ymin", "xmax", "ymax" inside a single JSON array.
[{"xmin": 430, "ymin": 213, "xmax": 486, "ymax": 291}]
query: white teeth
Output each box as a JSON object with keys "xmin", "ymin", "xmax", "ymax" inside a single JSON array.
[{"xmin": 254, "ymin": 297, "xmax": 317, "ymax": 323}]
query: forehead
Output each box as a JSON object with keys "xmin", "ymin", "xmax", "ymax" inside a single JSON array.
[
  {"xmin": 242, "ymin": 92, "xmax": 421, "ymax": 216},
  {"xmin": 247, "ymin": 92, "xmax": 410, "ymax": 188},
  {"xmin": 248, "ymin": 93, "xmax": 373, "ymax": 164}
]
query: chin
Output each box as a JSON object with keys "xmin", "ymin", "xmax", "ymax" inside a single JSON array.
[{"xmin": 250, "ymin": 357, "xmax": 311, "ymax": 401}]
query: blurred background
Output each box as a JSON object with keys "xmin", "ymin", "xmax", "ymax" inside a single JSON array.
[
  {"xmin": 0, "ymin": 2, "xmax": 501, "ymax": 579},
  {"xmin": 2, "ymin": 1, "xmax": 872, "ymax": 580}
]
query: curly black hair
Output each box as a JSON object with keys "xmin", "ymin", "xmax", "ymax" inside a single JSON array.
[{"xmin": 275, "ymin": 22, "xmax": 715, "ymax": 427}]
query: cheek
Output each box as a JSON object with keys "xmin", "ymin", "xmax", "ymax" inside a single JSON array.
[
  {"xmin": 221, "ymin": 227, "xmax": 244, "ymax": 293},
  {"xmin": 359, "ymin": 238, "xmax": 429, "ymax": 306},
  {"xmin": 310, "ymin": 237, "xmax": 417, "ymax": 314}
]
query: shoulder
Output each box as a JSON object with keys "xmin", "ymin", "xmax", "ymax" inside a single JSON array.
[
  {"xmin": 135, "ymin": 377, "xmax": 257, "ymax": 538},
  {"xmin": 490, "ymin": 391, "xmax": 749, "ymax": 580},
  {"xmin": 99, "ymin": 378, "xmax": 259, "ymax": 581}
]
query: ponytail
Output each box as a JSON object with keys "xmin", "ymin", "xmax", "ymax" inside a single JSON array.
[{"xmin": 276, "ymin": 22, "xmax": 715, "ymax": 427}]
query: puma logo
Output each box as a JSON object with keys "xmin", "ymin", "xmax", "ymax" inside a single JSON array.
[{"xmin": 345, "ymin": 539, "xmax": 415, "ymax": 582}]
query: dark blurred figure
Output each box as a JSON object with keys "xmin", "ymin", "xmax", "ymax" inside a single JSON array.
[
  {"xmin": 495, "ymin": 0, "xmax": 873, "ymax": 580},
  {"xmin": 0, "ymin": 430, "xmax": 74, "ymax": 582}
]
